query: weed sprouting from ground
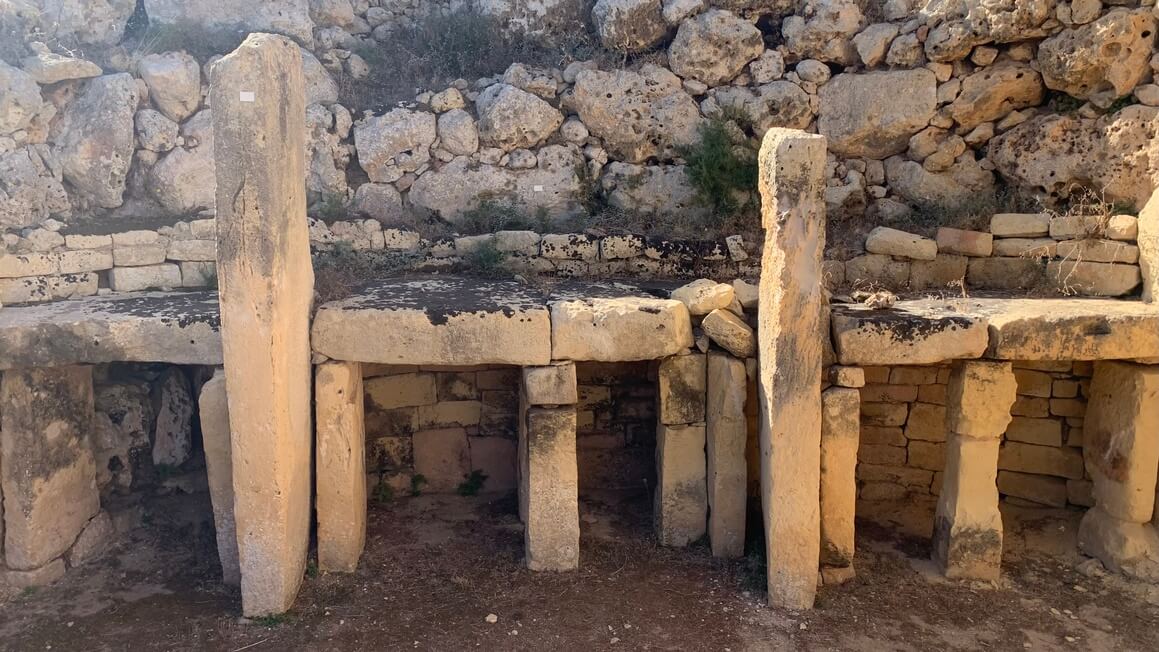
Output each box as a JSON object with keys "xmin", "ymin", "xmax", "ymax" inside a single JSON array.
[
  {"xmin": 462, "ymin": 239, "xmax": 510, "ymax": 279},
  {"xmin": 310, "ymin": 194, "xmax": 353, "ymax": 222},
  {"xmin": 458, "ymin": 199, "xmax": 552, "ymax": 235},
  {"xmin": 456, "ymin": 470, "xmax": 489, "ymax": 496},
  {"xmin": 410, "ymin": 474, "xmax": 428, "ymax": 497},
  {"xmin": 253, "ymin": 613, "xmax": 290, "ymax": 628},
  {"xmin": 372, "ymin": 479, "xmax": 395, "ymax": 504},
  {"xmin": 124, "ymin": 19, "xmax": 248, "ymax": 64},
  {"xmin": 312, "ymin": 242, "xmax": 420, "ymax": 303},
  {"xmin": 680, "ymin": 117, "xmax": 759, "ymax": 221}
]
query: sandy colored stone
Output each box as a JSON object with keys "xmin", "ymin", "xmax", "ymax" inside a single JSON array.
[
  {"xmin": 211, "ymin": 34, "xmax": 314, "ymax": 617},
  {"xmin": 1, "ymin": 366, "xmax": 99, "ymax": 570},
  {"xmin": 933, "ymin": 435, "xmax": 1003, "ymax": 581},
  {"xmin": 701, "ymin": 308, "xmax": 755, "ymax": 358},
  {"xmin": 658, "ymin": 354, "xmax": 706, "ymax": 425},
  {"xmin": 946, "ymin": 361, "xmax": 1016, "ymax": 440},
  {"xmin": 818, "ymin": 70, "xmax": 937, "ymax": 158},
  {"xmin": 671, "ymin": 278, "xmax": 735, "ymax": 315},
  {"xmin": 522, "ymin": 362, "xmax": 578, "ymax": 406},
  {"xmin": 1083, "ymin": 362, "xmax": 1159, "ymax": 523},
  {"xmin": 756, "ymin": 129, "xmax": 825, "ymax": 609},
  {"xmin": 551, "ymin": 296, "xmax": 693, "ymax": 362},
  {"xmin": 981, "ymin": 298, "xmax": 1159, "ymax": 361},
  {"xmin": 828, "ymin": 366, "xmax": 865, "ymax": 388},
  {"xmin": 830, "ymin": 303, "xmax": 988, "ymax": 366},
  {"xmin": 1141, "ymin": 188, "xmax": 1158, "ymax": 302},
  {"xmin": 997, "ymin": 471, "xmax": 1067, "ymax": 508},
  {"xmin": 706, "ymin": 352, "xmax": 747, "ymax": 559},
  {"xmin": 1078, "ymin": 506, "xmax": 1159, "ymax": 580},
  {"xmin": 199, "ymin": 370, "xmax": 240, "ymax": 586},
  {"xmin": 655, "ymin": 422, "xmax": 708, "ymax": 547},
  {"xmin": 316, "ymin": 361, "xmax": 367, "ymax": 573},
  {"xmin": 1047, "ymin": 260, "xmax": 1141, "ymax": 297},
  {"xmin": 998, "ymin": 442, "xmax": 1084, "ymax": 480},
  {"xmin": 990, "ymin": 213, "xmax": 1050, "ymax": 237},
  {"xmin": 522, "ymin": 407, "xmax": 580, "ymax": 570},
  {"xmin": 820, "ymin": 388, "xmax": 859, "ymax": 570},
  {"xmin": 936, "ymin": 227, "xmax": 993, "ymax": 258},
  {"xmin": 865, "ymin": 226, "xmax": 937, "ymax": 261}
]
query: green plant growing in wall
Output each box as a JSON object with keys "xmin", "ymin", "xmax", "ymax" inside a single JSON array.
[
  {"xmin": 680, "ymin": 117, "xmax": 759, "ymax": 218},
  {"xmin": 410, "ymin": 474, "xmax": 428, "ymax": 497},
  {"xmin": 463, "ymin": 239, "xmax": 510, "ymax": 279},
  {"xmin": 456, "ymin": 470, "xmax": 489, "ymax": 496}
]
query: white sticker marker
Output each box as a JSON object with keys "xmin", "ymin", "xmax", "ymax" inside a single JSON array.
[
  {"xmin": 533, "ymin": 185, "xmax": 544, "ymax": 192},
  {"xmin": 239, "ymin": 91, "xmax": 255, "ymax": 102}
]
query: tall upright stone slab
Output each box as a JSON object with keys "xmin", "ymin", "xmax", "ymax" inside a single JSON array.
[
  {"xmin": 315, "ymin": 361, "xmax": 367, "ymax": 573},
  {"xmin": 1140, "ymin": 187, "xmax": 1158, "ymax": 303},
  {"xmin": 706, "ymin": 351, "xmax": 747, "ymax": 558},
  {"xmin": 210, "ymin": 33, "xmax": 314, "ymax": 617},
  {"xmin": 756, "ymin": 128, "xmax": 827, "ymax": 609},
  {"xmin": 0, "ymin": 366, "xmax": 99, "ymax": 572},
  {"xmin": 521, "ymin": 406, "xmax": 580, "ymax": 571},
  {"xmin": 1078, "ymin": 361, "xmax": 1159, "ymax": 578},
  {"xmin": 820, "ymin": 387, "xmax": 860, "ymax": 583},
  {"xmin": 199, "ymin": 370, "xmax": 240, "ymax": 586},
  {"xmin": 933, "ymin": 361, "xmax": 1016, "ymax": 581}
]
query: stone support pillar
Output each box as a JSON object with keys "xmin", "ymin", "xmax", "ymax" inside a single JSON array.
[
  {"xmin": 1078, "ymin": 362, "xmax": 1159, "ymax": 577},
  {"xmin": 316, "ymin": 361, "xmax": 367, "ymax": 573},
  {"xmin": 933, "ymin": 361, "xmax": 1017, "ymax": 581},
  {"xmin": 819, "ymin": 387, "xmax": 860, "ymax": 584},
  {"xmin": 1139, "ymin": 187, "xmax": 1158, "ymax": 302},
  {"xmin": 211, "ymin": 34, "xmax": 313, "ymax": 617},
  {"xmin": 0, "ymin": 366, "xmax": 99, "ymax": 577},
  {"xmin": 756, "ymin": 128, "xmax": 827, "ymax": 609},
  {"xmin": 199, "ymin": 370, "xmax": 240, "ymax": 586},
  {"xmin": 656, "ymin": 353, "xmax": 707, "ymax": 547},
  {"xmin": 519, "ymin": 362, "xmax": 579, "ymax": 571},
  {"xmin": 706, "ymin": 351, "xmax": 747, "ymax": 558}
]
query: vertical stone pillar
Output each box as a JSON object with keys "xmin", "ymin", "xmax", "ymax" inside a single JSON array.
[
  {"xmin": 0, "ymin": 367, "xmax": 99, "ymax": 577},
  {"xmin": 199, "ymin": 369, "xmax": 240, "ymax": 586},
  {"xmin": 211, "ymin": 33, "xmax": 313, "ymax": 617},
  {"xmin": 819, "ymin": 386, "xmax": 859, "ymax": 584},
  {"xmin": 933, "ymin": 361, "xmax": 1016, "ymax": 581},
  {"xmin": 756, "ymin": 128, "xmax": 827, "ymax": 609},
  {"xmin": 316, "ymin": 361, "xmax": 367, "ymax": 573},
  {"xmin": 1139, "ymin": 187, "xmax": 1157, "ymax": 302},
  {"xmin": 656, "ymin": 353, "xmax": 707, "ymax": 547},
  {"xmin": 519, "ymin": 363, "xmax": 579, "ymax": 571},
  {"xmin": 1078, "ymin": 362, "xmax": 1159, "ymax": 576},
  {"xmin": 706, "ymin": 351, "xmax": 747, "ymax": 558}
]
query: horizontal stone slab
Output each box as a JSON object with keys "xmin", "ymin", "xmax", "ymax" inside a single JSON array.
[
  {"xmin": 550, "ymin": 282, "xmax": 693, "ymax": 362},
  {"xmin": 831, "ymin": 301, "xmax": 989, "ymax": 365},
  {"xmin": 0, "ymin": 291, "xmax": 221, "ymax": 369},
  {"xmin": 312, "ymin": 277, "xmax": 552, "ymax": 366},
  {"xmin": 977, "ymin": 298, "xmax": 1159, "ymax": 361}
]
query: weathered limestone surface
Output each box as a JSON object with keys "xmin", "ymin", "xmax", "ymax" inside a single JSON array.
[
  {"xmin": 211, "ymin": 34, "xmax": 313, "ymax": 617},
  {"xmin": 313, "ymin": 277, "xmax": 551, "ymax": 366},
  {"xmin": 1, "ymin": 367, "xmax": 99, "ymax": 571},
  {"xmin": 199, "ymin": 370, "xmax": 240, "ymax": 586},
  {"xmin": 0, "ymin": 291, "xmax": 221, "ymax": 370},
  {"xmin": 831, "ymin": 302, "xmax": 989, "ymax": 366},
  {"xmin": 315, "ymin": 361, "xmax": 367, "ymax": 573},
  {"xmin": 551, "ymin": 296, "xmax": 693, "ymax": 362},
  {"xmin": 522, "ymin": 362, "xmax": 578, "ymax": 406},
  {"xmin": 756, "ymin": 128, "xmax": 825, "ymax": 609},
  {"xmin": 933, "ymin": 361, "xmax": 1016, "ymax": 581},
  {"xmin": 1140, "ymin": 187, "xmax": 1158, "ymax": 303},
  {"xmin": 655, "ymin": 423, "xmax": 708, "ymax": 547},
  {"xmin": 658, "ymin": 354, "xmax": 706, "ymax": 425},
  {"xmin": 522, "ymin": 407, "xmax": 580, "ymax": 571},
  {"xmin": 820, "ymin": 387, "xmax": 859, "ymax": 574},
  {"xmin": 1079, "ymin": 362, "xmax": 1159, "ymax": 578},
  {"xmin": 706, "ymin": 352, "xmax": 746, "ymax": 558},
  {"xmin": 980, "ymin": 299, "xmax": 1159, "ymax": 361}
]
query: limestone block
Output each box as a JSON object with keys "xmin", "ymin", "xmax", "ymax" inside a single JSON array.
[
  {"xmin": 830, "ymin": 304, "xmax": 988, "ymax": 366},
  {"xmin": 820, "ymin": 388, "xmax": 859, "ymax": 569},
  {"xmin": 865, "ymin": 227, "xmax": 937, "ymax": 261},
  {"xmin": 990, "ymin": 213, "xmax": 1050, "ymax": 237},
  {"xmin": 0, "ymin": 558, "xmax": 65, "ymax": 589},
  {"xmin": 365, "ymin": 373, "xmax": 436, "ymax": 410},
  {"xmin": 992, "ymin": 238, "xmax": 1057, "ymax": 258},
  {"xmin": 828, "ymin": 366, "xmax": 865, "ymax": 388},
  {"xmin": 0, "ymin": 252, "xmax": 58, "ymax": 278},
  {"xmin": 167, "ymin": 239, "xmax": 217, "ymax": 261},
  {"xmin": 199, "ymin": 370, "xmax": 240, "ymax": 586},
  {"xmin": 908, "ymin": 441, "xmax": 946, "ymax": 471},
  {"xmin": 658, "ymin": 354, "xmax": 706, "ymax": 425},
  {"xmin": 58, "ymin": 249, "xmax": 113, "ymax": 274},
  {"xmin": 818, "ymin": 70, "xmax": 937, "ymax": 158},
  {"xmin": 1141, "ymin": 188, "xmax": 1158, "ymax": 302},
  {"xmin": 108, "ymin": 264, "xmax": 182, "ymax": 292},
  {"xmin": 967, "ymin": 257, "xmax": 1046, "ymax": 290},
  {"xmin": 997, "ymin": 471, "xmax": 1067, "ymax": 508},
  {"xmin": 0, "ymin": 366, "xmax": 99, "ymax": 570},
  {"xmin": 701, "ymin": 309, "xmax": 756, "ymax": 358},
  {"xmin": 1055, "ymin": 239, "xmax": 1139, "ymax": 265},
  {"xmin": 152, "ymin": 367, "xmax": 194, "ymax": 467},
  {"xmin": 412, "ymin": 428, "xmax": 470, "ymax": 492},
  {"xmin": 756, "ymin": 128, "xmax": 826, "ymax": 610},
  {"xmin": 67, "ymin": 510, "xmax": 114, "ymax": 566},
  {"xmin": 671, "ymin": 278, "xmax": 735, "ymax": 315},
  {"xmin": 551, "ymin": 297, "xmax": 693, "ymax": 362},
  {"xmin": 998, "ymin": 442, "xmax": 1084, "ymax": 480},
  {"xmin": 522, "ymin": 362, "xmax": 578, "ymax": 406},
  {"xmin": 1083, "ymin": 362, "xmax": 1159, "ymax": 523},
  {"xmin": 655, "ymin": 423, "xmax": 707, "ymax": 547},
  {"xmin": 946, "ymin": 361, "xmax": 1017, "ymax": 440},
  {"xmin": 1004, "ymin": 417, "xmax": 1062, "ymax": 447},
  {"xmin": 932, "ymin": 435, "xmax": 1003, "ymax": 581},
  {"xmin": 1047, "ymin": 260, "xmax": 1141, "ymax": 297},
  {"xmin": 935, "ymin": 227, "xmax": 993, "ymax": 257},
  {"xmin": 706, "ymin": 352, "xmax": 747, "ymax": 559},
  {"xmin": 909, "ymin": 254, "xmax": 968, "ymax": 291},
  {"xmin": 211, "ymin": 33, "xmax": 314, "ymax": 618},
  {"xmin": 522, "ymin": 407, "xmax": 579, "ymax": 570},
  {"xmin": 1078, "ymin": 506, "xmax": 1159, "ymax": 579},
  {"xmin": 316, "ymin": 361, "xmax": 366, "ymax": 573}
]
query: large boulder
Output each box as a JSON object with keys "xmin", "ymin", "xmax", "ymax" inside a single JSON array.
[
  {"xmin": 602, "ymin": 162, "xmax": 706, "ymax": 217},
  {"xmin": 668, "ymin": 9, "xmax": 763, "ymax": 86},
  {"xmin": 989, "ymin": 105, "xmax": 1159, "ymax": 210},
  {"xmin": 0, "ymin": 61, "xmax": 44, "ymax": 136},
  {"xmin": 408, "ymin": 146, "xmax": 582, "ymax": 221},
  {"xmin": 305, "ymin": 104, "xmax": 349, "ymax": 198},
  {"xmin": 947, "ymin": 62, "xmax": 1043, "ymax": 131},
  {"xmin": 0, "ymin": 146, "xmax": 70, "ymax": 228},
  {"xmin": 147, "ymin": 109, "xmax": 216, "ymax": 214},
  {"xmin": 437, "ymin": 109, "xmax": 479, "ymax": 156},
  {"xmin": 923, "ymin": 0, "xmax": 1055, "ymax": 62},
  {"xmin": 52, "ymin": 73, "xmax": 137, "ymax": 208},
  {"xmin": 781, "ymin": 0, "xmax": 862, "ymax": 65},
  {"xmin": 137, "ymin": 52, "xmax": 201, "ymax": 123},
  {"xmin": 817, "ymin": 70, "xmax": 937, "ymax": 158},
  {"xmin": 885, "ymin": 155, "xmax": 995, "ymax": 208},
  {"xmin": 710, "ymin": 81, "xmax": 813, "ymax": 132},
  {"xmin": 354, "ymin": 108, "xmax": 437, "ymax": 183},
  {"xmin": 21, "ymin": 51, "xmax": 102, "ymax": 85},
  {"xmin": 476, "ymin": 83, "xmax": 563, "ymax": 151},
  {"xmin": 20, "ymin": 0, "xmax": 136, "ymax": 46},
  {"xmin": 301, "ymin": 48, "xmax": 339, "ymax": 106},
  {"xmin": 593, "ymin": 0, "xmax": 669, "ymax": 53},
  {"xmin": 1037, "ymin": 8, "xmax": 1156, "ymax": 102},
  {"xmin": 143, "ymin": 0, "xmax": 315, "ymax": 48},
  {"xmin": 568, "ymin": 66, "xmax": 702, "ymax": 163}
]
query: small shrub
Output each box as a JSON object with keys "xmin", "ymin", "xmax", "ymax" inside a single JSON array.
[
  {"xmin": 1105, "ymin": 95, "xmax": 1139, "ymax": 114},
  {"xmin": 372, "ymin": 479, "xmax": 395, "ymax": 504},
  {"xmin": 311, "ymin": 194, "xmax": 352, "ymax": 222},
  {"xmin": 462, "ymin": 238, "xmax": 510, "ymax": 279},
  {"xmin": 312, "ymin": 242, "xmax": 420, "ymax": 302},
  {"xmin": 1050, "ymin": 92, "xmax": 1084, "ymax": 114},
  {"xmin": 410, "ymin": 474, "xmax": 428, "ymax": 497},
  {"xmin": 253, "ymin": 613, "xmax": 290, "ymax": 627},
  {"xmin": 456, "ymin": 469, "xmax": 489, "ymax": 496},
  {"xmin": 458, "ymin": 198, "xmax": 549, "ymax": 235},
  {"xmin": 680, "ymin": 117, "xmax": 759, "ymax": 219},
  {"xmin": 305, "ymin": 559, "xmax": 319, "ymax": 578}
]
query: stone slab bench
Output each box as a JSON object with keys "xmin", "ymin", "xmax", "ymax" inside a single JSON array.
[
  {"xmin": 0, "ymin": 290, "xmax": 221, "ymax": 370},
  {"xmin": 832, "ymin": 297, "xmax": 1159, "ymax": 365}
]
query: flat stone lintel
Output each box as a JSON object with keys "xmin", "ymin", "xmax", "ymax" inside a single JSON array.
[{"xmin": 831, "ymin": 303, "xmax": 989, "ymax": 366}]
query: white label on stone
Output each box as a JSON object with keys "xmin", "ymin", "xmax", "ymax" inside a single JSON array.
[
  {"xmin": 533, "ymin": 185, "xmax": 544, "ymax": 192},
  {"xmin": 239, "ymin": 91, "xmax": 255, "ymax": 102}
]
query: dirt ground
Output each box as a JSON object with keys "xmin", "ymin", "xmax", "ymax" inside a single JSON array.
[{"xmin": 2, "ymin": 491, "xmax": 1158, "ymax": 652}]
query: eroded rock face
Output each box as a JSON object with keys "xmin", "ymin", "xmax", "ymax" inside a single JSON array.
[
  {"xmin": 989, "ymin": 105, "xmax": 1159, "ymax": 209},
  {"xmin": 569, "ymin": 66, "xmax": 701, "ymax": 163},
  {"xmin": 21, "ymin": 0, "xmax": 136, "ymax": 46},
  {"xmin": 602, "ymin": 162, "xmax": 704, "ymax": 216},
  {"xmin": 668, "ymin": 9, "xmax": 764, "ymax": 86},
  {"xmin": 305, "ymin": 103, "xmax": 349, "ymax": 197},
  {"xmin": 476, "ymin": 84, "xmax": 563, "ymax": 151},
  {"xmin": 924, "ymin": 0, "xmax": 1056, "ymax": 62},
  {"xmin": 137, "ymin": 52, "xmax": 201, "ymax": 123},
  {"xmin": 818, "ymin": 70, "xmax": 937, "ymax": 158},
  {"xmin": 593, "ymin": 0, "xmax": 669, "ymax": 52},
  {"xmin": 354, "ymin": 108, "xmax": 436, "ymax": 183},
  {"xmin": 885, "ymin": 154, "xmax": 995, "ymax": 207},
  {"xmin": 1037, "ymin": 8, "xmax": 1156, "ymax": 102},
  {"xmin": 0, "ymin": 146, "xmax": 69, "ymax": 228},
  {"xmin": 148, "ymin": 109, "xmax": 216, "ymax": 214},
  {"xmin": 436, "ymin": 109, "xmax": 479, "ymax": 156},
  {"xmin": 781, "ymin": 0, "xmax": 862, "ymax": 65},
  {"xmin": 710, "ymin": 81, "xmax": 813, "ymax": 132},
  {"xmin": 52, "ymin": 73, "xmax": 137, "ymax": 208},
  {"xmin": 300, "ymin": 48, "xmax": 339, "ymax": 106},
  {"xmin": 144, "ymin": 0, "xmax": 316, "ymax": 47},
  {"xmin": 1, "ymin": 61, "xmax": 45, "ymax": 136},
  {"xmin": 947, "ymin": 62, "xmax": 1043, "ymax": 130},
  {"xmin": 93, "ymin": 381, "xmax": 154, "ymax": 490}
]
